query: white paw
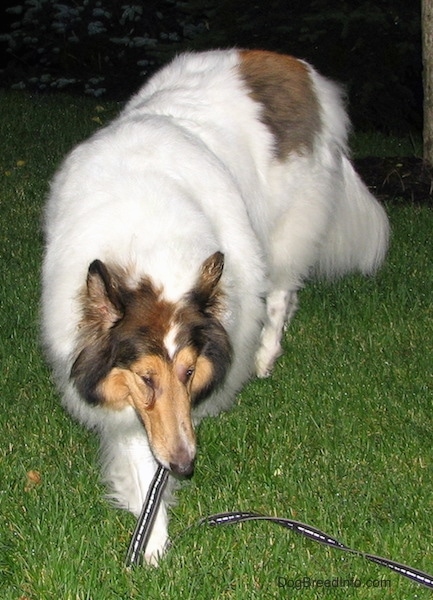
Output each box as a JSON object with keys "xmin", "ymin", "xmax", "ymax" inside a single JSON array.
[
  {"xmin": 144, "ymin": 528, "xmax": 169, "ymax": 566},
  {"xmin": 255, "ymin": 346, "xmax": 279, "ymax": 378}
]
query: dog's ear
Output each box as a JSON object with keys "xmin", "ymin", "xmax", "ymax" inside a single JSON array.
[
  {"xmin": 85, "ymin": 259, "xmax": 124, "ymax": 329},
  {"xmin": 190, "ymin": 252, "xmax": 224, "ymax": 316},
  {"xmin": 197, "ymin": 251, "xmax": 224, "ymax": 297},
  {"xmin": 71, "ymin": 260, "xmax": 123, "ymax": 404},
  {"xmin": 190, "ymin": 252, "xmax": 225, "ymax": 316}
]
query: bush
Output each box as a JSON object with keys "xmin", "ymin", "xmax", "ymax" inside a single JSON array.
[
  {"xmin": 0, "ymin": 0, "xmax": 422, "ymax": 132},
  {"xmin": 0, "ymin": 0, "xmax": 206, "ymax": 98}
]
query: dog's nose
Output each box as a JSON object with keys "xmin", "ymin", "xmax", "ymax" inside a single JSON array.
[{"xmin": 169, "ymin": 458, "xmax": 195, "ymax": 478}]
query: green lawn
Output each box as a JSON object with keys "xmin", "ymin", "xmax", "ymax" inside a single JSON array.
[{"xmin": 1, "ymin": 91, "xmax": 432, "ymax": 599}]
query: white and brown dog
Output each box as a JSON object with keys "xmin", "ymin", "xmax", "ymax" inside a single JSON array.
[{"xmin": 41, "ymin": 49, "xmax": 389, "ymax": 564}]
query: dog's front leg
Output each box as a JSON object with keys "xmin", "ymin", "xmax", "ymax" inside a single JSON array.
[
  {"xmin": 143, "ymin": 501, "xmax": 169, "ymax": 566},
  {"xmin": 99, "ymin": 420, "xmax": 171, "ymax": 565}
]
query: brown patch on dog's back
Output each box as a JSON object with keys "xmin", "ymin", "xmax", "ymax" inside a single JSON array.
[{"xmin": 239, "ymin": 49, "xmax": 322, "ymax": 159}]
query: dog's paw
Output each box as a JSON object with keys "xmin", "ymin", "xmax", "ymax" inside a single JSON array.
[
  {"xmin": 255, "ymin": 346, "xmax": 279, "ymax": 378},
  {"xmin": 144, "ymin": 529, "xmax": 169, "ymax": 567},
  {"xmin": 255, "ymin": 355, "xmax": 273, "ymax": 378}
]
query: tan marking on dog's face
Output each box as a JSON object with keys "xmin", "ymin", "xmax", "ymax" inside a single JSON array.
[
  {"xmin": 98, "ymin": 367, "xmax": 133, "ymax": 410},
  {"xmin": 190, "ymin": 354, "xmax": 214, "ymax": 396},
  {"xmin": 239, "ymin": 49, "xmax": 322, "ymax": 159},
  {"xmin": 99, "ymin": 348, "xmax": 215, "ymax": 474}
]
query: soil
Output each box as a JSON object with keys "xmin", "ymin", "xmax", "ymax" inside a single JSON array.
[{"xmin": 354, "ymin": 157, "xmax": 433, "ymax": 206}]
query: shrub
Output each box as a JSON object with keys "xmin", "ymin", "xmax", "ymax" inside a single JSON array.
[
  {"xmin": 0, "ymin": 0, "xmax": 207, "ymax": 98},
  {"xmin": 0, "ymin": 0, "xmax": 422, "ymax": 132}
]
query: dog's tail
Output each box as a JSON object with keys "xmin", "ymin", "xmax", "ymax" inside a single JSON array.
[{"xmin": 316, "ymin": 156, "xmax": 390, "ymax": 279}]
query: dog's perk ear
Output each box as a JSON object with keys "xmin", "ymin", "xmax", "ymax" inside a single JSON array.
[
  {"xmin": 86, "ymin": 259, "xmax": 124, "ymax": 329},
  {"xmin": 198, "ymin": 251, "xmax": 224, "ymax": 297},
  {"xmin": 71, "ymin": 260, "xmax": 124, "ymax": 403},
  {"xmin": 189, "ymin": 251, "xmax": 225, "ymax": 316}
]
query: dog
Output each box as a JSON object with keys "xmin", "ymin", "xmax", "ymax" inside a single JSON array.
[{"xmin": 41, "ymin": 49, "xmax": 389, "ymax": 564}]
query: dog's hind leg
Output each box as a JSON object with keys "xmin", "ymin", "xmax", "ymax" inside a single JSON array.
[
  {"xmin": 255, "ymin": 288, "xmax": 298, "ymax": 378},
  {"xmin": 255, "ymin": 172, "xmax": 332, "ymax": 377}
]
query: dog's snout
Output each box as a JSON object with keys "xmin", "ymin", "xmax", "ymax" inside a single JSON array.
[{"xmin": 169, "ymin": 457, "xmax": 195, "ymax": 478}]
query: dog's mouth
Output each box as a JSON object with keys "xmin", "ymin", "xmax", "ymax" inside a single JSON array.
[
  {"xmin": 132, "ymin": 406, "xmax": 196, "ymax": 478},
  {"xmin": 141, "ymin": 402, "xmax": 196, "ymax": 479},
  {"xmin": 130, "ymin": 390, "xmax": 197, "ymax": 479},
  {"xmin": 148, "ymin": 427, "xmax": 196, "ymax": 479},
  {"xmin": 166, "ymin": 454, "xmax": 196, "ymax": 478}
]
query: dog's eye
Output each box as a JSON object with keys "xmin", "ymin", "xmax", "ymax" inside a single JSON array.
[
  {"xmin": 140, "ymin": 374, "xmax": 154, "ymax": 389},
  {"xmin": 185, "ymin": 367, "xmax": 195, "ymax": 379},
  {"xmin": 179, "ymin": 366, "xmax": 195, "ymax": 384}
]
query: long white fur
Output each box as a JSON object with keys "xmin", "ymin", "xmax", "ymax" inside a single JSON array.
[{"xmin": 41, "ymin": 49, "xmax": 389, "ymax": 563}]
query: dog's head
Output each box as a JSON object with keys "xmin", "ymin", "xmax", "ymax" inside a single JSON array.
[{"xmin": 71, "ymin": 251, "xmax": 232, "ymax": 477}]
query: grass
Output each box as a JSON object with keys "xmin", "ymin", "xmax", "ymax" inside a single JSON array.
[
  {"xmin": 349, "ymin": 130, "xmax": 423, "ymax": 158},
  {"xmin": 1, "ymin": 91, "xmax": 432, "ymax": 599}
]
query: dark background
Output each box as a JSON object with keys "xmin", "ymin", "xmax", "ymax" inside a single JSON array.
[{"xmin": 0, "ymin": 0, "xmax": 422, "ymax": 134}]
